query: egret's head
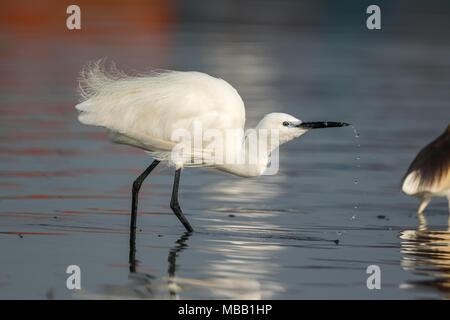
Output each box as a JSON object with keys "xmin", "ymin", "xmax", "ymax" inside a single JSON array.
[{"xmin": 256, "ymin": 112, "xmax": 349, "ymax": 145}]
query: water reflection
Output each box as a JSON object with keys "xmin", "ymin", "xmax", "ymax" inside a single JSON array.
[
  {"xmin": 202, "ymin": 178, "xmax": 283, "ymax": 203},
  {"xmin": 400, "ymin": 218, "xmax": 450, "ymax": 298},
  {"xmin": 166, "ymin": 231, "xmax": 191, "ymax": 299},
  {"xmin": 75, "ymin": 229, "xmax": 191, "ymax": 299},
  {"xmin": 76, "ymin": 225, "xmax": 283, "ymax": 299},
  {"xmin": 128, "ymin": 221, "xmax": 285, "ymax": 299},
  {"xmin": 127, "ymin": 229, "xmax": 192, "ymax": 299}
]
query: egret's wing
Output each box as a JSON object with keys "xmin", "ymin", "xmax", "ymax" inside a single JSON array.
[{"xmin": 76, "ymin": 64, "xmax": 246, "ymax": 156}]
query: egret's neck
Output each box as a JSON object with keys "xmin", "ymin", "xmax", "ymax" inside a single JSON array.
[{"xmin": 215, "ymin": 123, "xmax": 281, "ymax": 178}]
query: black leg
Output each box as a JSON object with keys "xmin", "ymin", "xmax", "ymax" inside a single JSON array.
[
  {"xmin": 129, "ymin": 226, "xmax": 137, "ymax": 273},
  {"xmin": 131, "ymin": 160, "xmax": 160, "ymax": 231},
  {"xmin": 170, "ymin": 169, "xmax": 194, "ymax": 232}
]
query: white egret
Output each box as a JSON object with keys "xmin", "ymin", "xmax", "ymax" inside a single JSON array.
[
  {"xmin": 75, "ymin": 62, "xmax": 349, "ymax": 232},
  {"xmin": 402, "ymin": 124, "xmax": 450, "ymax": 226}
]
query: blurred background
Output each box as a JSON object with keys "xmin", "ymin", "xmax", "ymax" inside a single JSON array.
[{"xmin": 0, "ymin": 0, "xmax": 449, "ymax": 299}]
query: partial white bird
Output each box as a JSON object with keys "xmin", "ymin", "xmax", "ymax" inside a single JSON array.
[
  {"xmin": 75, "ymin": 62, "xmax": 349, "ymax": 232},
  {"xmin": 402, "ymin": 124, "xmax": 450, "ymax": 226}
]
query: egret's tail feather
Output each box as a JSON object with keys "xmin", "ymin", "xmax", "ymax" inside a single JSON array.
[
  {"xmin": 75, "ymin": 60, "xmax": 171, "ymax": 130},
  {"xmin": 75, "ymin": 101, "xmax": 101, "ymax": 125},
  {"xmin": 76, "ymin": 61, "xmax": 119, "ymax": 126},
  {"xmin": 78, "ymin": 59, "xmax": 124, "ymax": 100}
]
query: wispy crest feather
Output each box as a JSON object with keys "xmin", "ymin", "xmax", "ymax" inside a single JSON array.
[{"xmin": 78, "ymin": 59, "xmax": 167, "ymax": 101}]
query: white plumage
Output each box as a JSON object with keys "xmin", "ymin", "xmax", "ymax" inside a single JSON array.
[
  {"xmin": 75, "ymin": 62, "xmax": 349, "ymax": 231},
  {"xmin": 76, "ymin": 63, "xmax": 248, "ymax": 168}
]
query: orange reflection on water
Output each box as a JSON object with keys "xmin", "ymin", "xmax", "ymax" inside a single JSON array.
[
  {"xmin": 48, "ymin": 228, "xmax": 128, "ymax": 235},
  {"xmin": 63, "ymin": 209, "xmax": 166, "ymax": 216},
  {"xmin": 1, "ymin": 194, "xmax": 129, "ymax": 200},
  {"xmin": 0, "ymin": 148, "xmax": 81, "ymax": 156},
  {"xmin": 0, "ymin": 0, "xmax": 174, "ymax": 39},
  {"xmin": 0, "ymin": 231, "xmax": 67, "ymax": 236},
  {"xmin": 0, "ymin": 168, "xmax": 142, "ymax": 178}
]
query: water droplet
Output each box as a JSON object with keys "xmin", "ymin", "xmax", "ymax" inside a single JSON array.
[{"xmin": 349, "ymin": 125, "xmax": 360, "ymax": 216}]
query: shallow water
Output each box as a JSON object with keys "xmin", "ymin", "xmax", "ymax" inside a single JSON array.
[{"xmin": 1, "ymin": 0, "xmax": 450, "ymax": 299}]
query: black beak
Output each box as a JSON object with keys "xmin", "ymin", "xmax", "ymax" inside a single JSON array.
[{"xmin": 296, "ymin": 121, "xmax": 350, "ymax": 129}]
